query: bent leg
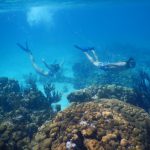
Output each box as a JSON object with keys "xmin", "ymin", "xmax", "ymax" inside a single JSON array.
[
  {"xmin": 84, "ymin": 52, "xmax": 96, "ymax": 64},
  {"xmin": 84, "ymin": 51, "xmax": 102, "ymax": 67},
  {"xmin": 91, "ymin": 50, "xmax": 99, "ymax": 62},
  {"xmin": 42, "ymin": 59, "xmax": 51, "ymax": 70},
  {"xmin": 29, "ymin": 54, "xmax": 49, "ymax": 76}
]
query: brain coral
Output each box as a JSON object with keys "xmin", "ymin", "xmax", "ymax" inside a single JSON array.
[{"xmin": 32, "ymin": 99, "xmax": 150, "ymax": 150}]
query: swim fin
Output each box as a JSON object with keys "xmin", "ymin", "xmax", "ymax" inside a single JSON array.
[
  {"xmin": 74, "ymin": 45, "xmax": 95, "ymax": 52},
  {"xmin": 17, "ymin": 42, "xmax": 32, "ymax": 54}
]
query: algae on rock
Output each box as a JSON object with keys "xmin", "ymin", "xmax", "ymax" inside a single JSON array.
[{"xmin": 32, "ymin": 99, "xmax": 150, "ymax": 150}]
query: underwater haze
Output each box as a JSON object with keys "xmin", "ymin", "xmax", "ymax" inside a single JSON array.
[
  {"xmin": 1, "ymin": 0, "xmax": 150, "ymax": 78},
  {"xmin": 0, "ymin": 0, "xmax": 150, "ymax": 150}
]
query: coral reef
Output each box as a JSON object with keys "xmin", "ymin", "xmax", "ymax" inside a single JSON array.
[
  {"xmin": 32, "ymin": 99, "xmax": 150, "ymax": 150},
  {"xmin": 132, "ymin": 70, "xmax": 150, "ymax": 112},
  {"xmin": 68, "ymin": 83, "xmax": 150, "ymax": 113},
  {"xmin": 44, "ymin": 82, "xmax": 62, "ymax": 106},
  {"xmin": 1, "ymin": 74, "xmax": 150, "ymax": 150},
  {"xmin": 0, "ymin": 77, "xmax": 21, "ymax": 112},
  {"xmin": 0, "ymin": 77, "xmax": 54, "ymax": 150},
  {"xmin": 23, "ymin": 73, "xmax": 38, "ymax": 91},
  {"xmin": 67, "ymin": 84, "xmax": 136, "ymax": 103}
]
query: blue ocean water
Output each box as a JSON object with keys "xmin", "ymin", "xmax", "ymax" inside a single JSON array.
[
  {"xmin": 0, "ymin": 0, "xmax": 150, "ymax": 109},
  {"xmin": 1, "ymin": 1, "xmax": 150, "ymax": 150}
]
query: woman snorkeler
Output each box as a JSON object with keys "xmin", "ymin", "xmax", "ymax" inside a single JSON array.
[
  {"xmin": 17, "ymin": 42, "xmax": 61, "ymax": 77},
  {"xmin": 74, "ymin": 45, "xmax": 136, "ymax": 72}
]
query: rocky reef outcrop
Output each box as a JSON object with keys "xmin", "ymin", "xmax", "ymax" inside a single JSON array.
[
  {"xmin": 0, "ymin": 77, "xmax": 53, "ymax": 150},
  {"xmin": 32, "ymin": 99, "xmax": 150, "ymax": 150},
  {"xmin": 67, "ymin": 84, "xmax": 136, "ymax": 103}
]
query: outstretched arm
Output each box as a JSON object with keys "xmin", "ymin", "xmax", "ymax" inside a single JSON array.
[{"xmin": 42, "ymin": 59, "xmax": 51, "ymax": 70}]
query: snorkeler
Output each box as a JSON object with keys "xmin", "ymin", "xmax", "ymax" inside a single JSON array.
[
  {"xmin": 17, "ymin": 42, "xmax": 60, "ymax": 77},
  {"xmin": 74, "ymin": 45, "xmax": 136, "ymax": 71}
]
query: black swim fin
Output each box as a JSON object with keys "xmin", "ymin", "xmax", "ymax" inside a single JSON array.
[
  {"xmin": 17, "ymin": 42, "xmax": 32, "ymax": 54},
  {"xmin": 74, "ymin": 45, "xmax": 95, "ymax": 52}
]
